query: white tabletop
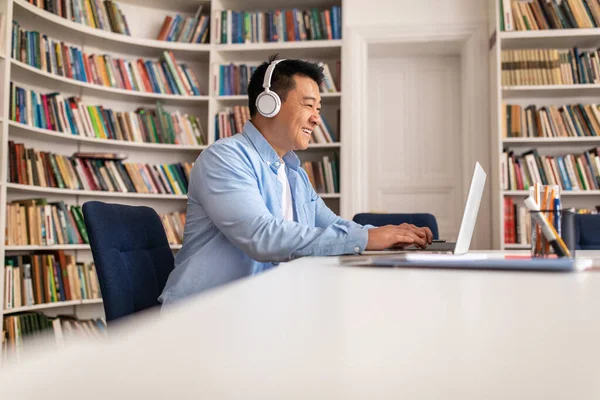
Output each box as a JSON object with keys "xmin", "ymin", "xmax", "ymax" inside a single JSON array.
[{"xmin": 2, "ymin": 252, "xmax": 600, "ymax": 399}]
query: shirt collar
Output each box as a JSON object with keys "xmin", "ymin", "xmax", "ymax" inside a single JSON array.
[{"xmin": 242, "ymin": 121, "xmax": 300, "ymax": 172}]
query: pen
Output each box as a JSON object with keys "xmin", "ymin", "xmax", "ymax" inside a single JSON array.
[
  {"xmin": 554, "ymin": 191, "xmax": 561, "ymax": 237},
  {"xmin": 524, "ymin": 196, "xmax": 571, "ymax": 258}
]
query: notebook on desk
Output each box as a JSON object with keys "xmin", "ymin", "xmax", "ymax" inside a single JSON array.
[{"xmin": 361, "ymin": 162, "xmax": 486, "ymax": 256}]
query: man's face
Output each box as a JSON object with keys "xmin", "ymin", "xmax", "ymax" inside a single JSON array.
[{"xmin": 273, "ymin": 75, "xmax": 321, "ymax": 152}]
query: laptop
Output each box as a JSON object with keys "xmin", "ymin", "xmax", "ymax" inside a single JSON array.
[{"xmin": 360, "ymin": 162, "xmax": 486, "ymax": 255}]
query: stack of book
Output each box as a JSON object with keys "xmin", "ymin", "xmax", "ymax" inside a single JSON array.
[
  {"xmin": 215, "ymin": 105, "xmax": 250, "ymax": 140},
  {"xmin": 161, "ymin": 211, "xmax": 186, "ymax": 245},
  {"xmin": 501, "ymin": 0, "xmax": 600, "ymax": 31},
  {"xmin": 501, "ymin": 48, "xmax": 600, "ymax": 86},
  {"xmin": 214, "ymin": 64, "xmax": 258, "ymax": 96},
  {"xmin": 501, "ymin": 148, "xmax": 600, "ymax": 191},
  {"xmin": 2, "ymin": 313, "xmax": 106, "ymax": 357},
  {"xmin": 6, "ymin": 199, "xmax": 88, "ymax": 246},
  {"xmin": 502, "ymin": 103, "xmax": 600, "ymax": 138},
  {"xmin": 303, "ymin": 156, "xmax": 339, "ymax": 193},
  {"xmin": 8, "ymin": 145, "xmax": 193, "ymax": 195},
  {"xmin": 156, "ymin": 5, "xmax": 209, "ymax": 43},
  {"xmin": 213, "ymin": 6, "xmax": 342, "ymax": 44},
  {"xmin": 10, "ymin": 85, "xmax": 206, "ymax": 145},
  {"xmin": 12, "ymin": 23, "xmax": 203, "ymax": 95},
  {"xmin": 3, "ymin": 252, "xmax": 100, "ymax": 310},
  {"xmin": 26, "ymin": 0, "xmax": 131, "ymax": 35}
]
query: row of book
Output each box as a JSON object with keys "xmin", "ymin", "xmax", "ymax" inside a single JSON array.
[
  {"xmin": 214, "ymin": 106, "xmax": 338, "ymax": 144},
  {"xmin": 215, "ymin": 106, "xmax": 250, "ymax": 139},
  {"xmin": 501, "ymin": 48, "xmax": 600, "ymax": 86},
  {"xmin": 4, "ymin": 253, "xmax": 100, "ymax": 310},
  {"xmin": 26, "ymin": 0, "xmax": 131, "ymax": 35},
  {"xmin": 502, "ymin": 103, "xmax": 600, "ymax": 138},
  {"xmin": 304, "ymin": 157, "xmax": 339, "ymax": 194},
  {"xmin": 503, "ymin": 197, "xmax": 532, "ymax": 245},
  {"xmin": 8, "ymin": 143, "xmax": 193, "ymax": 195},
  {"xmin": 501, "ymin": 148, "xmax": 600, "ymax": 191},
  {"xmin": 162, "ymin": 211, "xmax": 186, "ymax": 245},
  {"xmin": 10, "ymin": 85, "xmax": 207, "ymax": 146},
  {"xmin": 504, "ymin": 197, "xmax": 598, "ymax": 244},
  {"xmin": 12, "ymin": 23, "xmax": 203, "ymax": 96},
  {"xmin": 156, "ymin": 5, "xmax": 209, "ymax": 44},
  {"xmin": 6, "ymin": 200, "xmax": 88, "ymax": 247},
  {"xmin": 213, "ymin": 64, "xmax": 257, "ymax": 96},
  {"xmin": 213, "ymin": 7, "xmax": 342, "ymax": 44},
  {"xmin": 501, "ymin": 0, "xmax": 600, "ymax": 31},
  {"xmin": 2, "ymin": 313, "xmax": 106, "ymax": 357}
]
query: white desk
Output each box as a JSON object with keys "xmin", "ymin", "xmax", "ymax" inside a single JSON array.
[{"xmin": 2, "ymin": 252, "xmax": 600, "ymax": 399}]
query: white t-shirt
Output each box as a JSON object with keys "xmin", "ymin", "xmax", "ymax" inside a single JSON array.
[{"xmin": 277, "ymin": 162, "xmax": 294, "ymax": 221}]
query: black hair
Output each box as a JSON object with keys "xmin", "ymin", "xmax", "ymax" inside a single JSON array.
[{"xmin": 247, "ymin": 54, "xmax": 324, "ymax": 117}]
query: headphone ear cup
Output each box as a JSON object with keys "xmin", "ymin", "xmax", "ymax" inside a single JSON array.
[{"xmin": 256, "ymin": 91, "xmax": 281, "ymax": 118}]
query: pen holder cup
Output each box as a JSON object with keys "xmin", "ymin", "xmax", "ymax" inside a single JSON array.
[{"xmin": 529, "ymin": 209, "xmax": 575, "ymax": 258}]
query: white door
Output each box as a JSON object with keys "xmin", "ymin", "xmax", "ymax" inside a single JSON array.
[{"xmin": 366, "ymin": 54, "xmax": 464, "ymax": 240}]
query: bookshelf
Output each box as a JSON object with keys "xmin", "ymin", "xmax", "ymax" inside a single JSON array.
[
  {"xmin": 0, "ymin": 0, "xmax": 343, "ymax": 355},
  {"xmin": 490, "ymin": 0, "xmax": 600, "ymax": 249}
]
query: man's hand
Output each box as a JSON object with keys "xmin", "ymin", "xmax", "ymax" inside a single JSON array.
[{"xmin": 366, "ymin": 224, "xmax": 433, "ymax": 251}]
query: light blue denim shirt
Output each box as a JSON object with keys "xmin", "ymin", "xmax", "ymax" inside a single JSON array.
[{"xmin": 159, "ymin": 121, "xmax": 370, "ymax": 306}]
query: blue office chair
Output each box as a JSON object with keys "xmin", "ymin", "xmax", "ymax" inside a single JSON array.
[
  {"xmin": 352, "ymin": 213, "xmax": 440, "ymax": 240},
  {"xmin": 575, "ymin": 214, "xmax": 600, "ymax": 250},
  {"xmin": 82, "ymin": 201, "xmax": 175, "ymax": 324}
]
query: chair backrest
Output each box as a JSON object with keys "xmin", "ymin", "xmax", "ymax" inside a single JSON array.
[
  {"xmin": 575, "ymin": 214, "xmax": 600, "ymax": 250},
  {"xmin": 82, "ymin": 201, "xmax": 175, "ymax": 323},
  {"xmin": 352, "ymin": 213, "xmax": 440, "ymax": 240}
]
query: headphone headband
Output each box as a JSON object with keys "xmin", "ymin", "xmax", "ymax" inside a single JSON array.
[{"xmin": 262, "ymin": 59, "xmax": 286, "ymax": 91}]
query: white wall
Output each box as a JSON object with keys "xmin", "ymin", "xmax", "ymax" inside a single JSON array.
[{"xmin": 344, "ymin": 0, "xmax": 487, "ymax": 26}]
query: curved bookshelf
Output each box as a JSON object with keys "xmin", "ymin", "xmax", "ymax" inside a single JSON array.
[
  {"xmin": 3, "ymin": 298, "xmax": 103, "ymax": 315},
  {"xmin": 503, "ymin": 190, "xmax": 600, "ymax": 196},
  {"xmin": 14, "ymin": 0, "xmax": 211, "ymax": 54},
  {"xmin": 11, "ymin": 59, "xmax": 210, "ymax": 103},
  {"xmin": 6, "ymin": 183, "xmax": 188, "ymax": 199},
  {"xmin": 5, "ymin": 244, "xmax": 183, "ymax": 251},
  {"xmin": 8, "ymin": 121, "xmax": 208, "ymax": 151}
]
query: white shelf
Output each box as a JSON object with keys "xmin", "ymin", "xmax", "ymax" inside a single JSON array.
[
  {"xmin": 503, "ymin": 190, "xmax": 600, "ymax": 196},
  {"xmin": 8, "ymin": 121, "xmax": 208, "ymax": 151},
  {"xmin": 11, "ymin": 59, "xmax": 210, "ymax": 103},
  {"xmin": 214, "ymin": 92, "xmax": 340, "ymax": 101},
  {"xmin": 502, "ymin": 84, "xmax": 600, "ymax": 98},
  {"xmin": 504, "ymin": 243, "xmax": 530, "ymax": 249},
  {"xmin": 6, "ymin": 183, "xmax": 188, "ymax": 199},
  {"xmin": 215, "ymin": 40, "xmax": 342, "ymax": 52},
  {"xmin": 306, "ymin": 143, "xmax": 341, "ymax": 149},
  {"xmin": 3, "ymin": 298, "xmax": 103, "ymax": 315},
  {"xmin": 319, "ymin": 193, "xmax": 341, "ymax": 199},
  {"xmin": 503, "ymin": 136, "xmax": 600, "ymax": 145},
  {"xmin": 14, "ymin": 0, "xmax": 211, "ymax": 55},
  {"xmin": 499, "ymin": 28, "xmax": 600, "ymax": 49},
  {"xmin": 5, "ymin": 244, "xmax": 183, "ymax": 251}
]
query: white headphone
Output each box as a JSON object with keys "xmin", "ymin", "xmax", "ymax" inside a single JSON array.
[{"xmin": 255, "ymin": 59, "xmax": 286, "ymax": 118}]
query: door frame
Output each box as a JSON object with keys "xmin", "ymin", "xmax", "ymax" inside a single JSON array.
[{"xmin": 341, "ymin": 22, "xmax": 491, "ymax": 249}]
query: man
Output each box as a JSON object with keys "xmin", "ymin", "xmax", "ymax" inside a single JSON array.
[{"xmin": 159, "ymin": 56, "xmax": 432, "ymax": 307}]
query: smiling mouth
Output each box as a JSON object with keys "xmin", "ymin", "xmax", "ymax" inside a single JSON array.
[{"xmin": 301, "ymin": 128, "xmax": 313, "ymax": 135}]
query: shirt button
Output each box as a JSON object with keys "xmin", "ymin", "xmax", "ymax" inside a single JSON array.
[
  {"xmin": 274, "ymin": 162, "xmax": 280, "ymax": 167},
  {"xmin": 354, "ymin": 246, "xmax": 360, "ymax": 253}
]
